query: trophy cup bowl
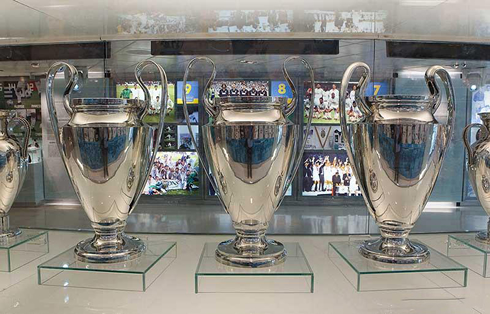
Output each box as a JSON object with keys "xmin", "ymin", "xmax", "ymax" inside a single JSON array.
[
  {"xmin": 0, "ymin": 110, "xmax": 30, "ymax": 239},
  {"xmin": 464, "ymin": 112, "xmax": 490, "ymax": 243},
  {"xmin": 183, "ymin": 57, "xmax": 314, "ymax": 267},
  {"xmin": 340, "ymin": 62, "xmax": 455, "ymax": 264},
  {"xmin": 46, "ymin": 61, "xmax": 168, "ymax": 263}
]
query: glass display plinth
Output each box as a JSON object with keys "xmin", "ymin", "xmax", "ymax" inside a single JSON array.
[
  {"xmin": 328, "ymin": 240, "xmax": 467, "ymax": 292},
  {"xmin": 0, "ymin": 230, "xmax": 49, "ymax": 272},
  {"xmin": 195, "ymin": 242, "xmax": 314, "ymax": 293},
  {"xmin": 447, "ymin": 234, "xmax": 490, "ymax": 277},
  {"xmin": 38, "ymin": 240, "xmax": 176, "ymax": 292}
]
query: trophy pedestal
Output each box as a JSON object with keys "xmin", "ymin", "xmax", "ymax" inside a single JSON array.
[
  {"xmin": 0, "ymin": 229, "xmax": 49, "ymax": 272},
  {"xmin": 195, "ymin": 242, "xmax": 313, "ymax": 293},
  {"xmin": 329, "ymin": 239, "xmax": 467, "ymax": 292},
  {"xmin": 216, "ymin": 237, "xmax": 286, "ymax": 268},
  {"xmin": 38, "ymin": 240, "xmax": 176, "ymax": 292},
  {"xmin": 447, "ymin": 234, "xmax": 490, "ymax": 278}
]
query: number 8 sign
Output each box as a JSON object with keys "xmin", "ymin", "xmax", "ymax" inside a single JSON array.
[{"xmin": 271, "ymin": 81, "xmax": 293, "ymax": 100}]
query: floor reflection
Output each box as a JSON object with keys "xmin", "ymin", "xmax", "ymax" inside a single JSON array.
[{"xmin": 8, "ymin": 203, "xmax": 489, "ymax": 235}]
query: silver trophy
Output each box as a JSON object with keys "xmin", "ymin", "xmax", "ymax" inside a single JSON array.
[
  {"xmin": 183, "ymin": 57, "xmax": 314, "ymax": 267},
  {"xmin": 464, "ymin": 113, "xmax": 490, "ymax": 243},
  {"xmin": 0, "ymin": 111, "xmax": 30, "ymax": 239},
  {"xmin": 46, "ymin": 61, "xmax": 167, "ymax": 263},
  {"xmin": 340, "ymin": 62, "xmax": 455, "ymax": 264}
]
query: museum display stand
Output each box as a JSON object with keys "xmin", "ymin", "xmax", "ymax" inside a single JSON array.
[
  {"xmin": 195, "ymin": 242, "xmax": 314, "ymax": 293},
  {"xmin": 0, "ymin": 230, "xmax": 49, "ymax": 272},
  {"xmin": 38, "ymin": 240, "xmax": 176, "ymax": 292},
  {"xmin": 328, "ymin": 239, "xmax": 468, "ymax": 292},
  {"xmin": 447, "ymin": 234, "xmax": 490, "ymax": 278}
]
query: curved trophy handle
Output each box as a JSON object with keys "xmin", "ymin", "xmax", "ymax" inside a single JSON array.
[
  {"xmin": 8, "ymin": 116, "xmax": 31, "ymax": 160},
  {"xmin": 182, "ymin": 58, "xmax": 221, "ymax": 196},
  {"xmin": 425, "ymin": 66, "xmax": 456, "ymax": 123},
  {"xmin": 132, "ymin": 60, "xmax": 168, "ymax": 206},
  {"xmin": 280, "ymin": 56, "xmax": 315, "ymax": 199},
  {"xmin": 463, "ymin": 123, "xmax": 488, "ymax": 166},
  {"xmin": 339, "ymin": 62, "xmax": 372, "ymax": 202},
  {"xmin": 340, "ymin": 62, "xmax": 371, "ymax": 117},
  {"xmin": 46, "ymin": 62, "xmax": 78, "ymax": 152},
  {"xmin": 183, "ymin": 57, "xmax": 217, "ymax": 118},
  {"xmin": 282, "ymin": 57, "xmax": 302, "ymax": 116}
]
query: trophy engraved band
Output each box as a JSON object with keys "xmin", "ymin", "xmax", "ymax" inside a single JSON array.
[
  {"xmin": 340, "ymin": 62, "xmax": 455, "ymax": 264},
  {"xmin": 46, "ymin": 60, "xmax": 168, "ymax": 263},
  {"xmin": 183, "ymin": 56, "xmax": 314, "ymax": 267}
]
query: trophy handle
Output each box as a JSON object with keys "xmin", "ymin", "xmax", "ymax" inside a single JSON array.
[
  {"xmin": 46, "ymin": 62, "xmax": 78, "ymax": 152},
  {"xmin": 280, "ymin": 56, "xmax": 315, "ymax": 199},
  {"xmin": 339, "ymin": 62, "xmax": 372, "ymax": 203},
  {"xmin": 183, "ymin": 57, "xmax": 218, "ymax": 118},
  {"xmin": 8, "ymin": 116, "xmax": 31, "ymax": 160},
  {"xmin": 132, "ymin": 60, "xmax": 168, "ymax": 206},
  {"xmin": 282, "ymin": 57, "xmax": 304, "ymax": 116},
  {"xmin": 425, "ymin": 66, "xmax": 456, "ymax": 124},
  {"xmin": 182, "ymin": 57, "xmax": 220, "ymax": 194},
  {"xmin": 463, "ymin": 123, "xmax": 488, "ymax": 166},
  {"xmin": 340, "ymin": 62, "xmax": 371, "ymax": 117}
]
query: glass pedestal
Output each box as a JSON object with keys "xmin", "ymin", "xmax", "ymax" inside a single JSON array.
[
  {"xmin": 0, "ymin": 230, "xmax": 49, "ymax": 272},
  {"xmin": 38, "ymin": 240, "xmax": 176, "ymax": 291},
  {"xmin": 447, "ymin": 234, "xmax": 490, "ymax": 278},
  {"xmin": 195, "ymin": 242, "xmax": 314, "ymax": 293},
  {"xmin": 328, "ymin": 240, "xmax": 467, "ymax": 292}
]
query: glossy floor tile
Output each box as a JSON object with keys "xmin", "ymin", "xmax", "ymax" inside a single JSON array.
[{"xmin": 0, "ymin": 230, "xmax": 488, "ymax": 314}]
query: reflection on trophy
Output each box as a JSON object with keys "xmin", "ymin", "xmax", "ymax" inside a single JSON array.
[
  {"xmin": 46, "ymin": 61, "xmax": 168, "ymax": 263},
  {"xmin": 464, "ymin": 113, "xmax": 490, "ymax": 243},
  {"xmin": 183, "ymin": 56, "xmax": 314, "ymax": 267},
  {"xmin": 340, "ymin": 62, "xmax": 455, "ymax": 264},
  {"xmin": 0, "ymin": 111, "xmax": 30, "ymax": 238}
]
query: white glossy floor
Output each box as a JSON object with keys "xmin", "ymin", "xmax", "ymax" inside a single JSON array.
[{"xmin": 1, "ymin": 230, "xmax": 489, "ymax": 314}]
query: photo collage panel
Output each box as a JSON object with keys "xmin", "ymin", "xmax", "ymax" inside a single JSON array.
[
  {"xmin": 302, "ymin": 151, "xmax": 360, "ymax": 197},
  {"xmin": 143, "ymin": 151, "xmax": 200, "ymax": 197}
]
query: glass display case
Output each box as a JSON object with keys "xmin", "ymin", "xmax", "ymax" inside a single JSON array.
[{"xmin": 0, "ymin": 37, "xmax": 483, "ymax": 237}]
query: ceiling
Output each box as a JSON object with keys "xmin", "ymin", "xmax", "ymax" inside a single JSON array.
[
  {"xmin": 0, "ymin": 0, "xmax": 489, "ymax": 45},
  {"xmin": 0, "ymin": 0, "xmax": 489, "ymax": 81}
]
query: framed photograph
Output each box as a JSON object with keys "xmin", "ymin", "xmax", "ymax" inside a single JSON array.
[
  {"xmin": 301, "ymin": 151, "xmax": 360, "ymax": 197},
  {"xmin": 303, "ymin": 81, "xmax": 359, "ymax": 124},
  {"xmin": 212, "ymin": 80, "xmax": 269, "ymax": 97},
  {"xmin": 143, "ymin": 151, "xmax": 200, "ymax": 196},
  {"xmin": 177, "ymin": 125, "xmax": 199, "ymax": 150},
  {"xmin": 116, "ymin": 81, "xmax": 176, "ymax": 124}
]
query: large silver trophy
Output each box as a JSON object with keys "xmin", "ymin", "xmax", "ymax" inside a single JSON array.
[
  {"xmin": 464, "ymin": 113, "xmax": 490, "ymax": 243},
  {"xmin": 340, "ymin": 62, "xmax": 455, "ymax": 264},
  {"xmin": 46, "ymin": 61, "xmax": 167, "ymax": 263},
  {"xmin": 183, "ymin": 57, "xmax": 314, "ymax": 267},
  {"xmin": 0, "ymin": 111, "xmax": 30, "ymax": 239}
]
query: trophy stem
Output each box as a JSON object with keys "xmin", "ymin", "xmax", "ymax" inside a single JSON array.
[
  {"xmin": 215, "ymin": 220, "xmax": 286, "ymax": 268},
  {"xmin": 74, "ymin": 221, "xmax": 145, "ymax": 263},
  {"xmin": 359, "ymin": 233, "xmax": 430, "ymax": 264},
  {"xmin": 0, "ymin": 214, "xmax": 21, "ymax": 239},
  {"xmin": 476, "ymin": 217, "xmax": 490, "ymax": 244}
]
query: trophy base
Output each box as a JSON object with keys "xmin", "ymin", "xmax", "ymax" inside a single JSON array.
[
  {"xmin": 359, "ymin": 237, "xmax": 430, "ymax": 264},
  {"xmin": 74, "ymin": 233, "xmax": 146, "ymax": 263},
  {"xmin": 475, "ymin": 231, "xmax": 490, "ymax": 244},
  {"xmin": 216, "ymin": 238, "xmax": 286, "ymax": 268},
  {"xmin": 0, "ymin": 228, "xmax": 22, "ymax": 239}
]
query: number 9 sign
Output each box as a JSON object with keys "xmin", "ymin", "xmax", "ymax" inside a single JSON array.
[{"xmin": 178, "ymin": 81, "xmax": 199, "ymax": 104}]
